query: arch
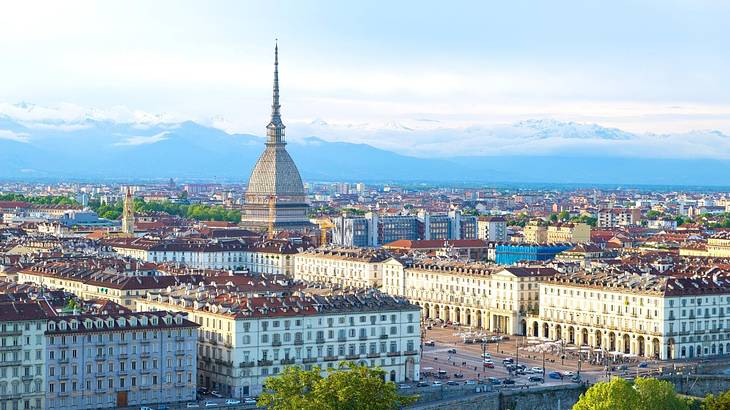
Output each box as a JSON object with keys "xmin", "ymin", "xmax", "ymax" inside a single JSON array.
[
  {"xmin": 404, "ymin": 358, "xmax": 416, "ymax": 382},
  {"xmin": 542, "ymin": 323, "xmax": 549, "ymax": 339},
  {"xmin": 697, "ymin": 344, "xmax": 702, "ymax": 357},
  {"xmin": 712, "ymin": 344, "xmax": 717, "ymax": 355},
  {"xmin": 443, "ymin": 306, "xmax": 450, "ymax": 323},
  {"xmin": 476, "ymin": 310, "xmax": 483, "ymax": 329},
  {"xmin": 595, "ymin": 330, "xmax": 602, "ymax": 349},
  {"xmin": 689, "ymin": 345, "xmax": 694, "ymax": 358},
  {"xmin": 608, "ymin": 332, "xmax": 616, "ymax": 352},
  {"xmin": 720, "ymin": 344, "xmax": 724, "ymax": 356},
  {"xmin": 520, "ymin": 319, "xmax": 527, "ymax": 336},
  {"xmin": 422, "ymin": 303, "xmax": 430, "ymax": 320},
  {"xmin": 652, "ymin": 338, "xmax": 660, "ymax": 359},
  {"xmin": 454, "ymin": 307, "xmax": 461, "ymax": 324},
  {"xmin": 389, "ymin": 370, "xmax": 396, "ymax": 382},
  {"xmin": 622, "ymin": 334, "xmax": 630, "ymax": 354},
  {"xmin": 465, "ymin": 308, "xmax": 472, "ymax": 326},
  {"xmin": 637, "ymin": 336, "xmax": 645, "ymax": 357},
  {"xmin": 581, "ymin": 328, "xmax": 589, "ymax": 346},
  {"xmin": 555, "ymin": 324, "xmax": 563, "ymax": 340},
  {"xmin": 532, "ymin": 321, "xmax": 539, "ymax": 337},
  {"xmin": 568, "ymin": 326, "xmax": 575, "ymax": 344}
]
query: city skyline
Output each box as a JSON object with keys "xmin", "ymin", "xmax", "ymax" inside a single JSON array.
[{"xmin": 1, "ymin": 1, "xmax": 730, "ymax": 161}]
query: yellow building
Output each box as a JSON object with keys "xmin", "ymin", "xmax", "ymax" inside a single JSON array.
[
  {"xmin": 547, "ymin": 222, "xmax": 591, "ymax": 243},
  {"xmin": 523, "ymin": 221, "xmax": 547, "ymax": 243}
]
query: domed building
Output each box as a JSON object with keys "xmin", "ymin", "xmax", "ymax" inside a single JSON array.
[{"xmin": 240, "ymin": 44, "xmax": 313, "ymax": 232}]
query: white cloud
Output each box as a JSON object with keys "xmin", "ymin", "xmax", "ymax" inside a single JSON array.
[
  {"xmin": 113, "ymin": 131, "xmax": 170, "ymax": 146},
  {"xmin": 0, "ymin": 129, "xmax": 30, "ymax": 143}
]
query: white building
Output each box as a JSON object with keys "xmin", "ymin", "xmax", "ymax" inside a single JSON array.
[
  {"xmin": 136, "ymin": 285, "xmax": 421, "ymax": 398},
  {"xmin": 293, "ymin": 248, "xmax": 402, "ymax": 289},
  {"xmin": 477, "ymin": 216, "xmax": 508, "ymax": 242}
]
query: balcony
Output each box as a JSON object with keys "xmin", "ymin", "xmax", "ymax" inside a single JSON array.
[
  {"xmin": 345, "ymin": 354, "xmax": 359, "ymax": 360},
  {"xmin": 175, "ymin": 350, "xmax": 185, "ymax": 356},
  {"xmin": 22, "ymin": 375, "xmax": 35, "ymax": 382},
  {"xmin": 239, "ymin": 361, "xmax": 255, "ymax": 368},
  {"xmin": 224, "ymin": 342, "xmax": 233, "ymax": 349},
  {"xmin": 0, "ymin": 329, "xmax": 22, "ymax": 336},
  {"xmin": 119, "ymin": 353, "xmax": 128, "ymax": 359},
  {"xmin": 0, "ymin": 360, "xmax": 22, "ymax": 367},
  {"xmin": 337, "ymin": 336, "xmax": 347, "ymax": 343},
  {"xmin": 140, "ymin": 339, "xmax": 151, "ymax": 345},
  {"xmin": 209, "ymin": 339, "xmax": 218, "ymax": 346},
  {"xmin": 294, "ymin": 339, "xmax": 304, "ymax": 346},
  {"xmin": 140, "ymin": 352, "xmax": 151, "ymax": 358},
  {"xmin": 175, "ymin": 336, "xmax": 186, "ymax": 342},
  {"xmin": 315, "ymin": 338, "xmax": 325, "ymax": 344},
  {"xmin": 386, "ymin": 351, "xmax": 401, "ymax": 357},
  {"xmin": 58, "ymin": 357, "xmax": 70, "ymax": 364},
  {"xmin": 379, "ymin": 334, "xmax": 389, "ymax": 340},
  {"xmin": 404, "ymin": 350, "xmax": 419, "ymax": 356},
  {"xmin": 366, "ymin": 353, "xmax": 380, "ymax": 359},
  {"xmin": 257, "ymin": 359, "xmax": 273, "ymax": 367},
  {"xmin": 94, "ymin": 354, "xmax": 106, "ymax": 361},
  {"xmin": 175, "ymin": 381, "xmax": 187, "ymax": 387},
  {"xmin": 272, "ymin": 340, "xmax": 282, "ymax": 347},
  {"xmin": 0, "ymin": 345, "xmax": 21, "ymax": 351},
  {"xmin": 302, "ymin": 357, "xmax": 318, "ymax": 364},
  {"xmin": 280, "ymin": 358, "xmax": 295, "ymax": 365},
  {"xmin": 359, "ymin": 335, "xmax": 368, "ymax": 341},
  {"xmin": 140, "ymin": 368, "xmax": 151, "ymax": 374},
  {"xmin": 323, "ymin": 355, "xmax": 338, "ymax": 362},
  {"xmin": 215, "ymin": 359, "xmax": 233, "ymax": 367}
]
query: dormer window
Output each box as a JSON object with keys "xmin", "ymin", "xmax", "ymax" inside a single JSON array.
[{"xmin": 48, "ymin": 323, "xmax": 55, "ymax": 331}]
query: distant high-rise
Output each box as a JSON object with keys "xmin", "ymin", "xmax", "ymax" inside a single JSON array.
[
  {"xmin": 121, "ymin": 187, "xmax": 135, "ymax": 236},
  {"xmin": 241, "ymin": 43, "xmax": 312, "ymax": 232}
]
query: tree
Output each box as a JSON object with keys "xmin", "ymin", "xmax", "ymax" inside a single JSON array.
[
  {"xmin": 558, "ymin": 210, "xmax": 570, "ymax": 221},
  {"xmin": 574, "ymin": 377, "xmax": 641, "ymax": 410},
  {"xmin": 258, "ymin": 362, "xmax": 417, "ymax": 410},
  {"xmin": 574, "ymin": 377, "xmax": 688, "ymax": 410},
  {"xmin": 704, "ymin": 388, "xmax": 730, "ymax": 410},
  {"xmin": 633, "ymin": 377, "xmax": 687, "ymax": 410}
]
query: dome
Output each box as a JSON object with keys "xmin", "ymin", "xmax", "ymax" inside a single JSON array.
[{"xmin": 245, "ymin": 144, "xmax": 305, "ymax": 202}]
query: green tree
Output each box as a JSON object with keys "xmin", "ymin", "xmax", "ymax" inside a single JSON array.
[
  {"xmin": 558, "ymin": 210, "xmax": 570, "ymax": 221},
  {"xmin": 258, "ymin": 362, "xmax": 417, "ymax": 410},
  {"xmin": 634, "ymin": 377, "xmax": 687, "ymax": 410},
  {"xmin": 704, "ymin": 388, "xmax": 730, "ymax": 410},
  {"xmin": 574, "ymin": 377, "xmax": 688, "ymax": 410}
]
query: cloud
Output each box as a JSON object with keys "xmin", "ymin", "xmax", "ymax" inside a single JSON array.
[
  {"xmin": 0, "ymin": 129, "xmax": 30, "ymax": 143},
  {"xmin": 113, "ymin": 131, "xmax": 170, "ymax": 146}
]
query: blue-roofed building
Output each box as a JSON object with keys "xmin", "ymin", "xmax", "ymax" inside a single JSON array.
[{"xmin": 495, "ymin": 243, "xmax": 573, "ymax": 265}]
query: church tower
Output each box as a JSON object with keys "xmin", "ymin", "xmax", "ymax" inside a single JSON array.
[
  {"xmin": 241, "ymin": 43, "xmax": 312, "ymax": 232},
  {"xmin": 121, "ymin": 187, "xmax": 135, "ymax": 236}
]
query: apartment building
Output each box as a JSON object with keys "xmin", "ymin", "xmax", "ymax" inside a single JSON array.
[
  {"xmin": 382, "ymin": 261, "xmax": 557, "ymax": 335},
  {"xmin": 597, "ymin": 208, "xmax": 641, "ymax": 228},
  {"xmin": 546, "ymin": 223, "xmax": 591, "ymax": 243},
  {"xmin": 0, "ymin": 302, "xmax": 49, "ymax": 410},
  {"xmin": 293, "ymin": 248, "xmax": 401, "ymax": 288},
  {"xmin": 136, "ymin": 285, "xmax": 421, "ymax": 398},
  {"xmin": 44, "ymin": 311, "xmax": 198, "ymax": 410},
  {"xmin": 17, "ymin": 263, "xmax": 204, "ymax": 307},
  {"xmin": 476, "ymin": 216, "xmax": 507, "ymax": 242},
  {"xmin": 105, "ymin": 238, "xmax": 298, "ymax": 275},
  {"xmin": 531, "ymin": 270, "xmax": 730, "ymax": 360},
  {"xmin": 332, "ymin": 211, "xmax": 477, "ymax": 247}
]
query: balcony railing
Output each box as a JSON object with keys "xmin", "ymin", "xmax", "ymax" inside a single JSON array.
[
  {"xmin": 379, "ymin": 334, "xmax": 389, "ymax": 339},
  {"xmin": 345, "ymin": 354, "xmax": 359, "ymax": 360},
  {"xmin": 239, "ymin": 361, "xmax": 255, "ymax": 368},
  {"xmin": 280, "ymin": 358, "xmax": 295, "ymax": 365},
  {"xmin": 323, "ymin": 355, "xmax": 338, "ymax": 362},
  {"xmin": 386, "ymin": 351, "xmax": 401, "ymax": 357},
  {"xmin": 315, "ymin": 338, "xmax": 325, "ymax": 344},
  {"xmin": 272, "ymin": 340, "xmax": 282, "ymax": 347},
  {"xmin": 366, "ymin": 353, "xmax": 380, "ymax": 358},
  {"xmin": 294, "ymin": 339, "xmax": 304, "ymax": 346},
  {"xmin": 257, "ymin": 359, "xmax": 273, "ymax": 366},
  {"xmin": 302, "ymin": 358, "xmax": 317, "ymax": 364},
  {"xmin": 404, "ymin": 350, "xmax": 419, "ymax": 356}
]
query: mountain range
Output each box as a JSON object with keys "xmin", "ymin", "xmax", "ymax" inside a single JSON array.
[{"xmin": 1, "ymin": 107, "xmax": 730, "ymax": 186}]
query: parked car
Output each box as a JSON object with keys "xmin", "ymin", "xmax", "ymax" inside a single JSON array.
[
  {"xmin": 502, "ymin": 378, "xmax": 516, "ymax": 385},
  {"xmin": 140, "ymin": 407, "xmax": 155, "ymax": 410},
  {"xmin": 197, "ymin": 387, "xmax": 209, "ymax": 395},
  {"xmin": 483, "ymin": 361, "xmax": 494, "ymax": 368},
  {"xmin": 488, "ymin": 377, "xmax": 502, "ymax": 385},
  {"xmin": 548, "ymin": 371, "xmax": 563, "ymax": 380},
  {"xmin": 571, "ymin": 375, "xmax": 582, "ymax": 383},
  {"xmin": 502, "ymin": 358, "xmax": 514, "ymax": 364},
  {"xmin": 424, "ymin": 340, "xmax": 436, "ymax": 347},
  {"xmin": 563, "ymin": 371, "xmax": 575, "ymax": 377},
  {"xmin": 204, "ymin": 402, "xmax": 218, "ymax": 408},
  {"xmin": 244, "ymin": 398, "xmax": 257, "ymax": 405},
  {"xmin": 432, "ymin": 381, "xmax": 443, "ymax": 386},
  {"xmin": 447, "ymin": 348, "xmax": 457, "ymax": 354},
  {"xmin": 617, "ymin": 364, "xmax": 628, "ymax": 371},
  {"xmin": 210, "ymin": 391, "xmax": 223, "ymax": 398},
  {"xmin": 638, "ymin": 361, "xmax": 649, "ymax": 368},
  {"xmin": 529, "ymin": 376, "xmax": 544, "ymax": 383},
  {"xmin": 446, "ymin": 380, "xmax": 460, "ymax": 386},
  {"xmin": 225, "ymin": 400, "xmax": 241, "ymax": 405},
  {"xmin": 454, "ymin": 373, "xmax": 464, "ymax": 378},
  {"xmin": 398, "ymin": 384, "xmax": 412, "ymax": 390},
  {"xmin": 417, "ymin": 381, "xmax": 430, "ymax": 388},
  {"xmin": 482, "ymin": 353, "xmax": 491, "ymax": 358},
  {"xmin": 465, "ymin": 380, "xmax": 477, "ymax": 385},
  {"xmin": 186, "ymin": 404, "xmax": 200, "ymax": 409},
  {"xmin": 531, "ymin": 367, "xmax": 543, "ymax": 373}
]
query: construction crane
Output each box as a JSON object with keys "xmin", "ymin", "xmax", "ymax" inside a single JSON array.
[
  {"xmin": 267, "ymin": 195, "xmax": 276, "ymax": 240},
  {"xmin": 317, "ymin": 218, "xmax": 336, "ymax": 246}
]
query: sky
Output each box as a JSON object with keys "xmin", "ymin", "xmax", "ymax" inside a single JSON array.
[{"xmin": 1, "ymin": 0, "xmax": 730, "ymax": 157}]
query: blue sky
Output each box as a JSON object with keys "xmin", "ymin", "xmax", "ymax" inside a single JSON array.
[{"xmin": 1, "ymin": 0, "xmax": 729, "ymax": 155}]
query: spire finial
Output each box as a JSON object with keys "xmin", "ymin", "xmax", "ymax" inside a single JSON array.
[{"xmin": 267, "ymin": 39, "xmax": 285, "ymax": 145}]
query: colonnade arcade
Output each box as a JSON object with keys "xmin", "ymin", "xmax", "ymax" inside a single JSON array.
[
  {"xmin": 525, "ymin": 318, "xmax": 666, "ymax": 359},
  {"xmin": 414, "ymin": 302, "xmax": 517, "ymax": 334}
]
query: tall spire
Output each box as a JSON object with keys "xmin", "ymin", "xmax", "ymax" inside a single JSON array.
[{"xmin": 267, "ymin": 40, "xmax": 285, "ymax": 145}]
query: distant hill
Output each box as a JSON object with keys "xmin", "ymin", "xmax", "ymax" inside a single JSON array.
[{"xmin": 1, "ymin": 113, "xmax": 730, "ymax": 186}]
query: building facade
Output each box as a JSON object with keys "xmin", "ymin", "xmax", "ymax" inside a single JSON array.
[
  {"xmin": 44, "ymin": 311, "xmax": 198, "ymax": 410},
  {"xmin": 293, "ymin": 248, "xmax": 401, "ymax": 288},
  {"xmin": 495, "ymin": 243, "xmax": 573, "ymax": 265},
  {"xmin": 477, "ymin": 216, "xmax": 507, "ymax": 242},
  {"xmin": 136, "ymin": 287, "xmax": 421, "ymax": 398}
]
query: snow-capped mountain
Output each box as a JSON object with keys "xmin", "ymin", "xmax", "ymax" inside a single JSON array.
[{"xmin": 1, "ymin": 103, "xmax": 730, "ymax": 185}]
